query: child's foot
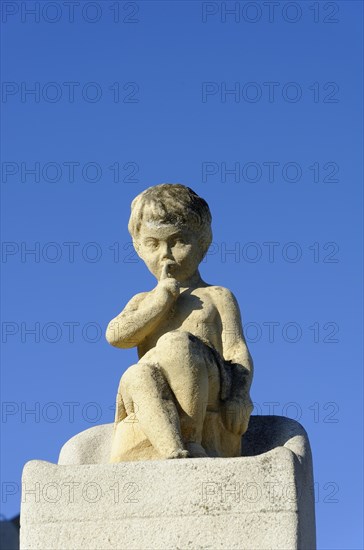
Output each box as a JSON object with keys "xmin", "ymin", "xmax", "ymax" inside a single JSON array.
[
  {"xmin": 167, "ymin": 449, "xmax": 190, "ymax": 459},
  {"xmin": 185, "ymin": 442, "xmax": 208, "ymax": 458}
]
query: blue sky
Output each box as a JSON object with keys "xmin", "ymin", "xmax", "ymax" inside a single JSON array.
[{"xmin": 1, "ymin": 1, "xmax": 363, "ymax": 548}]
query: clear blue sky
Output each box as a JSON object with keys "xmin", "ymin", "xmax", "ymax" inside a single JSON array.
[{"xmin": 1, "ymin": 1, "xmax": 363, "ymax": 548}]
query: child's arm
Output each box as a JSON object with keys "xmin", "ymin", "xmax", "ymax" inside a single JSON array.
[
  {"xmin": 217, "ymin": 288, "xmax": 254, "ymax": 434},
  {"xmin": 106, "ymin": 265, "xmax": 179, "ymax": 349},
  {"xmin": 218, "ymin": 288, "xmax": 253, "ymax": 385}
]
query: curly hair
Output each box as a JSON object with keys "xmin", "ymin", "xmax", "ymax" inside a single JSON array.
[{"xmin": 128, "ymin": 183, "xmax": 212, "ymax": 258}]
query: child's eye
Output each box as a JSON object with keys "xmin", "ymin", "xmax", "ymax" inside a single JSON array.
[
  {"xmin": 145, "ymin": 239, "xmax": 158, "ymax": 249},
  {"xmin": 173, "ymin": 238, "xmax": 186, "ymax": 246}
]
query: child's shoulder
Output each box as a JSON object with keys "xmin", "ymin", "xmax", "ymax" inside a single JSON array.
[
  {"xmin": 203, "ymin": 284, "xmax": 238, "ymax": 303},
  {"xmin": 204, "ymin": 284, "xmax": 232, "ymax": 294},
  {"xmin": 203, "ymin": 285, "xmax": 242, "ymax": 320}
]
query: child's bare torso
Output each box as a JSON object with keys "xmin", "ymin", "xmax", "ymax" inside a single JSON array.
[{"xmin": 138, "ymin": 285, "xmax": 224, "ymax": 359}]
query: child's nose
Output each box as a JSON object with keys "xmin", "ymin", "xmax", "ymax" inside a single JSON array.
[{"xmin": 160, "ymin": 242, "xmax": 173, "ymax": 260}]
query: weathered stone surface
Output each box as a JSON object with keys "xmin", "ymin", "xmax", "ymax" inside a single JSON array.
[
  {"xmin": 59, "ymin": 415, "xmax": 309, "ymax": 465},
  {"xmin": 59, "ymin": 410, "xmax": 244, "ymax": 464},
  {"xmin": 21, "ymin": 416, "xmax": 316, "ymax": 550},
  {"xmin": 59, "ymin": 423, "xmax": 113, "ymax": 465}
]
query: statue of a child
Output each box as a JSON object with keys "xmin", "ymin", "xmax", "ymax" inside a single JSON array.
[{"xmin": 106, "ymin": 184, "xmax": 253, "ymax": 461}]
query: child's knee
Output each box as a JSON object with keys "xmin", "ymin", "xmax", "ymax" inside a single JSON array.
[
  {"xmin": 121, "ymin": 363, "xmax": 154, "ymax": 391},
  {"xmin": 157, "ymin": 330, "xmax": 199, "ymax": 359}
]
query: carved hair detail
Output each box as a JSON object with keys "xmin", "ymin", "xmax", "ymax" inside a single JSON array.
[{"xmin": 128, "ymin": 183, "xmax": 213, "ymax": 258}]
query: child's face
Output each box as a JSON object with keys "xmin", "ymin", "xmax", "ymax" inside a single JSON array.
[{"xmin": 135, "ymin": 222, "xmax": 202, "ymax": 283}]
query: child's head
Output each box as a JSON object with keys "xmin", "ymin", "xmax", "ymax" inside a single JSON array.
[{"xmin": 128, "ymin": 184, "xmax": 213, "ymax": 259}]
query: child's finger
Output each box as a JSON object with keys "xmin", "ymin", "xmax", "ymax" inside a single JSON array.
[{"xmin": 161, "ymin": 262, "xmax": 170, "ymax": 279}]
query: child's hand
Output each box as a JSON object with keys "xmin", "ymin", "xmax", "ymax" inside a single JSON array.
[
  {"xmin": 156, "ymin": 262, "xmax": 180, "ymax": 299},
  {"xmin": 221, "ymin": 399, "xmax": 249, "ymax": 435}
]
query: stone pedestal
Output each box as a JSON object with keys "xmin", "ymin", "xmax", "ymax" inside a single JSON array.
[{"xmin": 20, "ymin": 416, "xmax": 316, "ymax": 550}]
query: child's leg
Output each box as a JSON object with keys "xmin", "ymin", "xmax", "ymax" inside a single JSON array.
[
  {"xmin": 155, "ymin": 330, "xmax": 220, "ymax": 453},
  {"xmin": 118, "ymin": 359, "xmax": 188, "ymax": 459},
  {"xmin": 118, "ymin": 331, "xmax": 220, "ymax": 458}
]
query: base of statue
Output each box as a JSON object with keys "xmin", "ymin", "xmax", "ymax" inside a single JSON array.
[{"xmin": 20, "ymin": 416, "xmax": 316, "ymax": 550}]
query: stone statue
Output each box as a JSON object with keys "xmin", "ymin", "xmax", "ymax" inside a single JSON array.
[
  {"xmin": 106, "ymin": 184, "xmax": 253, "ymax": 461},
  {"xmin": 22, "ymin": 184, "xmax": 316, "ymax": 550}
]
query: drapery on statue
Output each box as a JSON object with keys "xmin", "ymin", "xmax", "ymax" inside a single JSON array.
[{"xmin": 106, "ymin": 184, "xmax": 253, "ymax": 461}]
